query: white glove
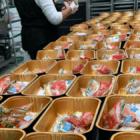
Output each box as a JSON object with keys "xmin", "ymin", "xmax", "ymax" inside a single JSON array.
[{"xmin": 70, "ymin": 1, "xmax": 79, "ymax": 14}]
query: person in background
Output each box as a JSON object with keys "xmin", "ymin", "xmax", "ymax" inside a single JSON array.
[{"xmin": 14, "ymin": 0, "xmax": 79, "ymax": 59}]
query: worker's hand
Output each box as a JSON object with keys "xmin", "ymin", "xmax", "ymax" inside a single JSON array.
[
  {"xmin": 70, "ymin": 1, "xmax": 79, "ymax": 14},
  {"xmin": 63, "ymin": 1, "xmax": 70, "ymax": 8}
]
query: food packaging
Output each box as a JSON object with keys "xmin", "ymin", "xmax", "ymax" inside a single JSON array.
[
  {"xmin": 96, "ymin": 95, "xmax": 140, "ymax": 140},
  {"xmin": 95, "ymin": 42, "xmax": 121, "ymax": 50},
  {"xmin": 128, "ymin": 35, "xmax": 140, "ymax": 41},
  {"xmin": 36, "ymin": 50, "xmax": 65, "ymax": 60},
  {"xmin": 0, "ymin": 74, "xmax": 37, "ymax": 95},
  {"xmin": 0, "ymin": 96, "xmax": 52, "ymax": 130},
  {"xmin": 96, "ymin": 49, "xmax": 127, "ymax": 60},
  {"xmin": 69, "ymin": 41, "xmax": 96, "ymax": 50},
  {"xmin": 47, "ymin": 60, "xmax": 88, "ymax": 75},
  {"xmin": 33, "ymin": 97, "xmax": 101, "ymax": 140},
  {"xmin": 81, "ymin": 60, "xmax": 120, "ymax": 75},
  {"xmin": 90, "ymin": 30, "xmax": 111, "ymax": 36},
  {"xmin": 56, "ymin": 36, "xmax": 81, "ymax": 42},
  {"xmin": 68, "ymin": 30, "xmax": 91, "ymax": 36},
  {"xmin": 111, "ymin": 29, "xmax": 132, "ymax": 35},
  {"xmin": 125, "ymin": 49, "xmax": 140, "ymax": 59},
  {"xmin": 113, "ymin": 74, "xmax": 140, "ymax": 95},
  {"xmin": 22, "ymin": 74, "xmax": 76, "ymax": 97},
  {"xmin": 80, "ymin": 35, "xmax": 104, "ymax": 42},
  {"xmin": 123, "ymin": 41, "xmax": 140, "ymax": 49},
  {"xmin": 66, "ymin": 75, "xmax": 116, "ymax": 98},
  {"xmin": 66, "ymin": 50, "xmax": 95, "ymax": 60},
  {"xmin": 43, "ymin": 42, "xmax": 73, "ymax": 50}
]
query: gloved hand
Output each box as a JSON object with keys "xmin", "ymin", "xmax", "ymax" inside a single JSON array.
[{"xmin": 70, "ymin": 1, "xmax": 79, "ymax": 14}]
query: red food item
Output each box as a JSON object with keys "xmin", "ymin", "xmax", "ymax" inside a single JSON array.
[
  {"xmin": 106, "ymin": 100, "xmax": 125, "ymax": 129},
  {"xmin": 66, "ymin": 112, "xmax": 94, "ymax": 127},
  {"xmin": 119, "ymin": 35, "xmax": 127, "ymax": 41},
  {"xmin": 58, "ymin": 55, "xmax": 64, "ymax": 59},
  {"xmin": 62, "ymin": 44, "xmax": 70, "ymax": 49},
  {"xmin": 72, "ymin": 64, "xmax": 84, "ymax": 74},
  {"xmin": 92, "ymin": 36, "xmax": 103, "ymax": 42},
  {"xmin": 0, "ymin": 77, "xmax": 10, "ymax": 94},
  {"xmin": 136, "ymin": 66, "xmax": 140, "ymax": 73},
  {"xmin": 80, "ymin": 25, "xmax": 87, "ymax": 28},
  {"xmin": 92, "ymin": 80, "xmax": 113, "ymax": 97},
  {"xmin": 97, "ymin": 65, "xmax": 112, "ymax": 74},
  {"xmin": 112, "ymin": 53, "xmax": 125, "ymax": 60},
  {"xmin": 101, "ymin": 33, "xmax": 108, "ymax": 35},
  {"xmin": 51, "ymin": 80, "xmax": 66, "ymax": 95},
  {"xmin": 80, "ymin": 54, "xmax": 91, "ymax": 60}
]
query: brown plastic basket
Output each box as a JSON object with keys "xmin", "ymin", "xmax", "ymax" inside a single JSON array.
[
  {"xmin": 1, "ymin": 96, "xmax": 52, "ymax": 129},
  {"xmin": 121, "ymin": 59, "xmax": 140, "ymax": 74},
  {"xmin": 22, "ymin": 74, "xmax": 76, "ymax": 97},
  {"xmin": 81, "ymin": 60, "xmax": 120, "ymax": 75},
  {"xmin": 110, "ymin": 132, "xmax": 140, "ymax": 140},
  {"xmin": 90, "ymin": 30, "xmax": 111, "ymax": 36},
  {"xmin": 128, "ymin": 34, "xmax": 140, "ymax": 40},
  {"xmin": 123, "ymin": 40, "xmax": 140, "ymax": 49},
  {"xmin": 111, "ymin": 29, "xmax": 132, "ymax": 35},
  {"xmin": 66, "ymin": 75, "xmax": 116, "ymax": 98},
  {"xmin": 66, "ymin": 50, "xmax": 95, "ymax": 60},
  {"xmin": 113, "ymin": 74, "xmax": 140, "ymax": 95},
  {"xmin": 104, "ymin": 35, "xmax": 127, "ymax": 42},
  {"xmin": 80, "ymin": 35, "xmax": 104, "ymax": 42},
  {"xmin": 33, "ymin": 97, "xmax": 101, "ymax": 136},
  {"xmin": 0, "ymin": 74, "xmax": 37, "ymax": 95},
  {"xmin": 133, "ymin": 28, "xmax": 140, "ymax": 34},
  {"xmin": 0, "ymin": 96, "xmax": 2, "ymax": 101},
  {"xmin": 95, "ymin": 42, "xmax": 121, "ymax": 50},
  {"xmin": 24, "ymin": 132, "xmax": 86, "ymax": 140},
  {"xmin": 47, "ymin": 60, "xmax": 88, "ymax": 75},
  {"xmin": 96, "ymin": 95, "xmax": 140, "ymax": 140},
  {"xmin": 125, "ymin": 48, "xmax": 140, "ymax": 58},
  {"xmin": 96, "ymin": 49, "xmax": 126, "ymax": 60},
  {"xmin": 43, "ymin": 42, "xmax": 72, "ymax": 50},
  {"xmin": 11, "ymin": 60, "xmax": 56, "ymax": 74},
  {"xmin": 111, "ymin": 25, "xmax": 130, "ymax": 30},
  {"xmin": 128, "ymin": 21, "xmax": 140, "ymax": 26},
  {"xmin": 36, "ymin": 50, "xmax": 65, "ymax": 60},
  {"xmin": 0, "ymin": 128, "xmax": 26, "ymax": 140},
  {"xmin": 69, "ymin": 41, "xmax": 96, "ymax": 50},
  {"xmin": 56, "ymin": 36, "xmax": 81, "ymax": 42},
  {"xmin": 67, "ymin": 30, "xmax": 91, "ymax": 36}
]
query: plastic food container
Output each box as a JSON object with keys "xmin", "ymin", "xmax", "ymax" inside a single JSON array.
[
  {"xmin": 80, "ymin": 35, "xmax": 104, "ymax": 42},
  {"xmin": 125, "ymin": 48, "xmax": 140, "ymax": 58},
  {"xmin": 111, "ymin": 29, "xmax": 132, "ymax": 35},
  {"xmin": 0, "ymin": 128, "xmax": 26, "ymax": 140},
  {"xmin": 36, "ymin": 50, "xmax": 66, "ymax": 60},
  {"xmin": 121, "ymin": 59, "xmax": 140, "ymax": 74},
  {"xmin": 56, "ymin": 36, "xmax": 81, "ymax": 42},
  {"xmin": 123, "ymin": 40, "xmax": 140, "ymax": 49},
  {"xmin": 90, "ymin": 30, "xmax": 111, "ymax": 36},
  {"xmin": 96, "ymin": 95, "xmax": 140, "ymax": 140},
  {"xmin": 128, "ymin": 34, "xmax": 140, "ymax": 41},
  {"xmin": 96, "ymin": 49, "xmax": 127, "ymax": 61},
  {"xmin": 110, "ymin": 132, "xmax": 140, "ymax": 140},
  {"xmin": 110, "ymin": 25, "xmax": 130, "ymax": 30},
  {"xmin": 66, "ymin": 50, "xmax": 95, "ymax": 60},
  {"xmin": 66, "ymin": 75, "xmax": 116, "ymax": 103},
  {"xmin": 69, "ymin": 41, "xmax": 96, "ymax": 50},
  {"xmin": 33, "ymin": 97, "xmax": 101, "ymax": 140},
  {"xmin": 0, "ymin": 74, "xmax": 37, "ymax": 95},
  {"xmin": 81, "ymin": 60, "xmax": 120, "ymax": 75},
  {"xmin": 11, "ymin": 60, "xmax": 56, "ymax": 74},
  {"xmin": 22, "ymin": 74, "xmax": 76, "ymax": 97},
  {"xmin": 95, "ymin": 42, "xmax": 121, "ymax": 50},
  {"xmin": 0, "ymin": 96, "xmax": 52, "ymax": 130},
  {"xmin": 24, "ymin": 132, "xmax": 86, "ymax": 140},
  {"xmin": 43, "ymin": 42, "xmax": 72, "ymax": 50},
  {"xmin": 67, "ymin": 30, "xmax": 91, "ymax": 36},
  {"xmin": 47, "ymin": 60, "xmax": 88, "ymax": 75}
]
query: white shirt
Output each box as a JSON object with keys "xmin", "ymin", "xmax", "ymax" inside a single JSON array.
[{"xmin": 35, "ymin": 0, "xmax": 63, "ymax": 25}]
